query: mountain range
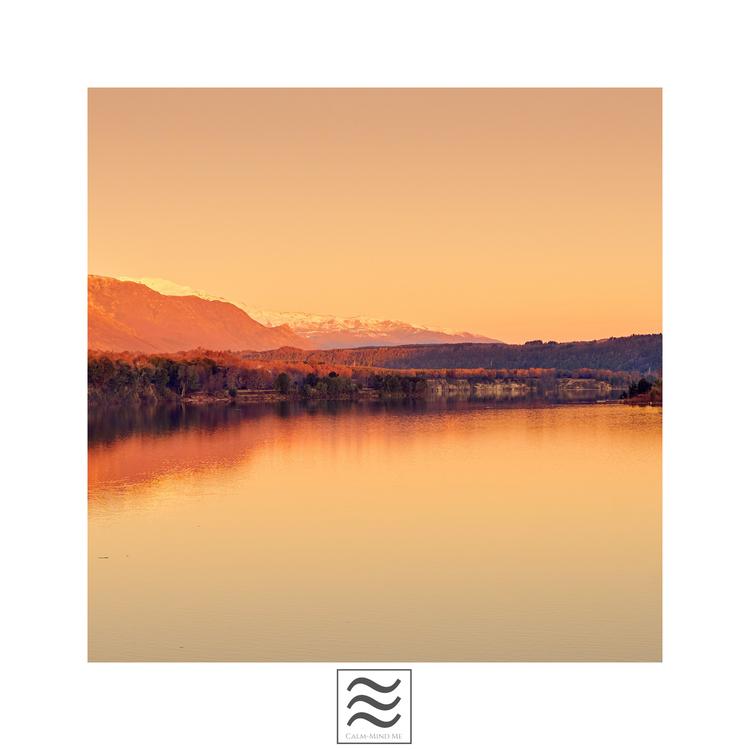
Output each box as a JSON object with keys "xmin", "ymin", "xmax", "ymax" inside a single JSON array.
[
  {"xmin": 88, "ymin": 276, "xmax": 661, "ymax": 373},
  {"xmin": 110, "ymin": 276, "xmax": 500, "ymax": 350}
]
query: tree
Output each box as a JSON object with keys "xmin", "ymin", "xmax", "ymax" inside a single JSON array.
[
  {"xmin": 274, "ymin": 372, "xmax": 291, "ymax": 394},
  {"xmin": 637, "ymin": 378, "xmax": 652, "ymax": 394}
]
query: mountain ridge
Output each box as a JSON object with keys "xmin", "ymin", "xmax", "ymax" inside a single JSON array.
[
  {"xmin": 88, "ymin": 276, "xmax": 308, "ymax": 353},
  {"xmin": 118, "ymin": 276, "xmax": 500, "ymax": 348}
]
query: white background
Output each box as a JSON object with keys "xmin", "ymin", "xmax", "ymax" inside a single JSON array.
[{"xmin": 2, "ymin": 1, "xmax": 749, "ymax": 748}]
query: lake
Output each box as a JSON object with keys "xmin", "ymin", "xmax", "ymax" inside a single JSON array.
[{"xmin": 89, "ymin": 399, "xmax": 661, "ymax": 661}]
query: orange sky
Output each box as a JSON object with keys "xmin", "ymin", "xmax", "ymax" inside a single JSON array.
[{"xmin": 89, "ymin": 88, "xmax": 661, "ymax": 343}]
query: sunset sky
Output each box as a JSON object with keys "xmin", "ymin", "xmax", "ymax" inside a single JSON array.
[{"xmin": 89, "ymin": 88, "xmax": 661, "ymax": 343}]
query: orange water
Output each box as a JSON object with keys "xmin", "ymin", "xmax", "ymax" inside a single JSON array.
[{"xmin": 89, "ymin": 401, "xmax": 661, "ymax": 661}]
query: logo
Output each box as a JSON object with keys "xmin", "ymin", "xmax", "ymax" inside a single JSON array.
[{"xmin": 337, "ymin": 669, "xmax": 412, "ymax": 744}]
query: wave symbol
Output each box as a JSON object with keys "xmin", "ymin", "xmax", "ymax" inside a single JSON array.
[
  {"xmin": 346, "ymin": 677, "xmax": 401, "ymax": 693},
  {"xmin": 345, "ymin": 676, "xmax": 402, "ymax": 728},
  {"xmin": 347, "ymin": 694, "xmax": 401, "ymax": 711}
]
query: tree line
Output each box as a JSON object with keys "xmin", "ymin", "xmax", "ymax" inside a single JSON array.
[
  {"xmin": 89, "ymin": 352, "xmax": 660, "ymax": 405},
  {"xmin": 89, "ymin": 355, "xmax": 270, "ymax": 403},
  {"xmin": 241, "ymin": 334, "xmax": 663, "ymax": 374}
]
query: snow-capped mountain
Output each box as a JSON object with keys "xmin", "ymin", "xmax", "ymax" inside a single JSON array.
[
  {"xmin": 118, "ymin": 277, "xmax": 500, "ymax": 349},
  {"xmin": 245, "ymin": 309, "xmax": 500, "ymax": 348}
]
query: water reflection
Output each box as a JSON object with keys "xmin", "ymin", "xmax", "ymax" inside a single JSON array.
[
  {"xmin": 89, "ymin": 394, "xmax": 614, "ymax": 446},
  {"xmin": 89, "ymin": 400, "xmax": 661, "ymax": 662}
]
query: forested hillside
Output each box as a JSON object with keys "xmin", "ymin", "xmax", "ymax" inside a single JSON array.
[{"xmin": 242, "ymin": 334, "xmax": 662, "ymax": 374}]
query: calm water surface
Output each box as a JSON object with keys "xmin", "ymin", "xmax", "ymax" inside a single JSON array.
[{"xmin": 89, "ymin": 400, "xmax": 661, "ymax": 661}]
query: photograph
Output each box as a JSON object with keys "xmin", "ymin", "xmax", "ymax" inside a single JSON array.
[{"xmin": 88, "ymin": 87, "xmax": 662, "ymax": 662}]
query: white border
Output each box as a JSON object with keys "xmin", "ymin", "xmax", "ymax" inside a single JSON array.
[{"xmin": 3, "ymin": 2, "xmax": 749, "ymax": 748}]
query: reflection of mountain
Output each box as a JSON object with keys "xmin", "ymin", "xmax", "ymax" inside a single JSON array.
[
  {"xmin": 87, "ymin": 402, "xmax": 403, "ymax": 495},
  {"xmin": 89, "ymin": 276, "xmax": 307, "ymax": 353},
  {"xmin": 87, "ymin": 399, "xmax": 530, "ymax": 492},
  {"xmin": 119, "ymin": 276, "xmax": 500, "ymax": 348},
  {"xmin": 88, "ymin": 403, "xmax": 267, "ymax": 491}
]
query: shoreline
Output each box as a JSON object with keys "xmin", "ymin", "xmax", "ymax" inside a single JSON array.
[
  {"xmin": 91, "ymin": 383, "xmax": 665, "ymax": 408},
  {"xmin": 91, "ymin": 391, "xmax": 651, "ymax": 409},
  {"xmin": 620, "ymin": 392, "xmax": 662, "ymax": 406}
]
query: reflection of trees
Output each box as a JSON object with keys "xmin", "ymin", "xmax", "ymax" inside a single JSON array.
[
  {"xmin": 89, "ymin": 403, "xmax": 258, "ymax": 446},
  {"xmin": 89, "ymin": 400, "xmax": 436, "ymax": 445},
  {"xmin": 90, "ymin": 395, "xmax": 607, "ymax": 448}
]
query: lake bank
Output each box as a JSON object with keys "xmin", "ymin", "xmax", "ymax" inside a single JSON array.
[{"xmin": 91, "ymin": 376, "xmax": 630, "ymax": 407}]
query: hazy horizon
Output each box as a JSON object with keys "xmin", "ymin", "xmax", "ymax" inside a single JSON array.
[{"xmin": 89, "ymin": 88, "xmax": 661, "ymax": 342}]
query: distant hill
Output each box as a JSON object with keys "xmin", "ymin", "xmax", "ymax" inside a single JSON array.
[
  {"xmin": 88, "ymin": 276, "xmax": 308, "ymax": 353},
  {"xmin": 119, "ymin": 276, "xmax": 500, "ymax": 349},
  {"xmin": 242, "ymin": 334, "xmax": 662, "ymax": 374}
]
